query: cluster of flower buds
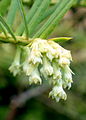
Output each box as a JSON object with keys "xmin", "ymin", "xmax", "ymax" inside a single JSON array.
[{"xmin": 9, "ymin": 38, "xmax": 73, "ymax": 102}]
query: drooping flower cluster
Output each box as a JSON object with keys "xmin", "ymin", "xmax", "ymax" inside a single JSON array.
[{"xmin": 9, "ymin": 38, "xmax": 73, "ymax": 102}]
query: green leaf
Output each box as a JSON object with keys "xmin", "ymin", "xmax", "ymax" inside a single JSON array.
[
  {"xmin": 0, "ymin": 15, "xmax": 16, "ymax": 41},
  {"xmin": 16, "ymin": 0, "xmax": 43, "ymax": 35},
  {"xmin": 33, "ymin": 0, "xmax": 74, "ymax": 39},
  {"xmin": 48, "ymin": 37, "xmax": 72, "ymax": 42},
  {"xmin": 27, "ymin": 0, "xmax": 51, "ymax": 36},
  {"xmin": 30, "ymin": 2, "xmax": 60, "ymax": 37},
  {"xmin": 73, "ymin": 0, "xmax": 86, "ymax": 7},
  {"xmin": 0, "ymin": 22, "xmax": 7, "ymax": 37},
  {"xmin": 0, "ymin": 0, "xmax": 11, "ymax": 16},
  {"xmin": 32, "ymin": 0, "xmax": 65, "ymax": 38},
  {"xmin": 6, "ymin": 0, "xmax": 18, "ymax": 26},
  {"xmin": 17, "ymin": 0, "xmax": 29, "ymax": 39}
]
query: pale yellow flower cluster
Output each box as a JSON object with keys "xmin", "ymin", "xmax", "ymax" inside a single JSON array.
[{"xmin": 9, "ymin": 38, "xmax": 73, "ymax": 102}]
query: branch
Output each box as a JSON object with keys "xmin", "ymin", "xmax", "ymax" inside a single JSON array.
[
  {"xmin": 11, "ymin": 84, "xmax": 49, "ymax": 107},
  {"xmin": 6, "ymin": 84, "xmax": 49, "ymax": 120},
  {"xmin": 0, "ymin": 33, "xmax": 31, "ymax": 45}
]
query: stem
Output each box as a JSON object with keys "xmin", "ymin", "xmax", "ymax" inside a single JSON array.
[{"xmin": 0, "ymin": 33, "xmax": 31, "ymax": 45}]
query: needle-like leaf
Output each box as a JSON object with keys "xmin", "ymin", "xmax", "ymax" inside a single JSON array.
[
  {"xmin": 48, "ymin": 37, "xmax": 72, "ymax": 42},
  {"xmin": 6, "ymin": 0, "xmax": 18, "ymax": 26},
  {"xmin": 30, "ymin": 2, "xmax": 60, "ymax": 37},
  {"xmin": 17, "ymin": 0, "xmax": 29, "ymax": 39},
  {"xmin": 27, "ymin": 0, "xmax": 51, "ymax": 36},
  {"xmin": 0, "ymin": 0, "xmax": 11, "ymax": 15},
  {"xmin": 0, "ymin": 15, "xmax": 16, "ymax": 40},
  {"xmin": 16, "ymin": 0, "xmax": 43, "ymax": 35},
  {"xmin": 0, "ymin": 22, "xmax": 7, "ymax": 37},
  {"xmin": 33, "ymin": 0, "xmax": 74, "ymax": 39}
]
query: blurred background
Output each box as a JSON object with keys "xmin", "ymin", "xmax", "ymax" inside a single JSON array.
[{"xmin": 0, "ymin": 0, "xmax": 86, "ymax": 120}]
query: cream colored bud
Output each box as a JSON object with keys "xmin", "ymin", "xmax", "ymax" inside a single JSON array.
[
  {"xmin": 29, "ymin": 67, "xmax": 42, "ymax": 84},
  {"xmin": 52, "ymin": 61, "xmax": 62, "ymax": 80},
  {"xmin": 29, "ymin": 50, "xmax": 42, "ymax": 64},
  {"xmin": 9, "ymin": 62, "xmax": 20, "ymax": 76},
  {"xmin": 62, "ymin": 65, "xmax": 73, "ymax": 89},
  {"xmin": 42, "ymin": 55, "xmax": 53, "ymax": 76},
  {"xmin": 59, "ymin": 57, "xmax": 70, "ymax": 66},
  {"xmin": 49, "ymin": 85, "xmax": 67, "ymax": 102},
  {"xmin": 9, "ymin": 47, "xmax": 21, "ymax": 76}
]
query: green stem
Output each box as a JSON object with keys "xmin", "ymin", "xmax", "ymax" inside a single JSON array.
[{"xmin": 0, "ymin": 33, "xmax": 31, "ymax": 45}]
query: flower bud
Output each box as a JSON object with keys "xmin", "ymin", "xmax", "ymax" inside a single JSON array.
[
  {"xmin": 59, "ymin": 57, "xmax": 70, "ymax": 66},
  {"xmin": 9, "ymin": 47, "xmax": 21, "ymax": 76},
  {"xmin": 62, "ymin": 65, "xmax": 73, "ymax": 89},
  {"xmin": 52, "ymin": 61, "xmax": 62, "ymax": 80},
  {"xmin": 49, "ymin": 85, "xmax": 67, "ymax": 102},
  {"xmin": 29, "ymin": 67, "xmax": 42, "ymax": 84},
  {"xmin": 29, "ymin": 49, "xmax": 42, "ymax": 64},
  {"xmin": 21, "ymin": 47, "xmax": 30, "ymax": 72},
  {"xmin": 42, "ymin": 55, "xmax": 53, "ymax": 76}
]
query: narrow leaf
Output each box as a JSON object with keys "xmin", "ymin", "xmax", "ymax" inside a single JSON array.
[
  {"xmin": 30, "ymin": 2, "xmax": 60, "ymax": 37},
  {"xmin": 17, "ymin": 0, "xmax": 29, "ymax": 39},
  {"xmin": 0, "ymin": 22, "xmax": 7, "ymax": 37},
  {"xmin": 0, "ymin": 15, "xmax": 16, "ymax": 40},
  {"xmin": 16, "ymin": 0, "xmax": 43, "ymax": 35},
  {"xmin": 48, "ymin": 37, "xmax": 72, "ymax": 42},
  {"xmin": 32, "ymin": 0, "xmax": 66, "ymax": 38},
  {"xmin": 6, "ymin": 0, "xmax": 18, "ymax": 26},
  {"xmin": 40, "ymin": 0, "xmax": 74, "ymax": 39},
  {"xmin": 0, "ymin": 0, "xmax": 11, "ymax": 16},
  {"xmin": 33, "ymin": 0, "xmax": 74, "ymax": 39},
  {"xmin": 28, "ymin": 0, "xmax": 51, "ymax": 36}
]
